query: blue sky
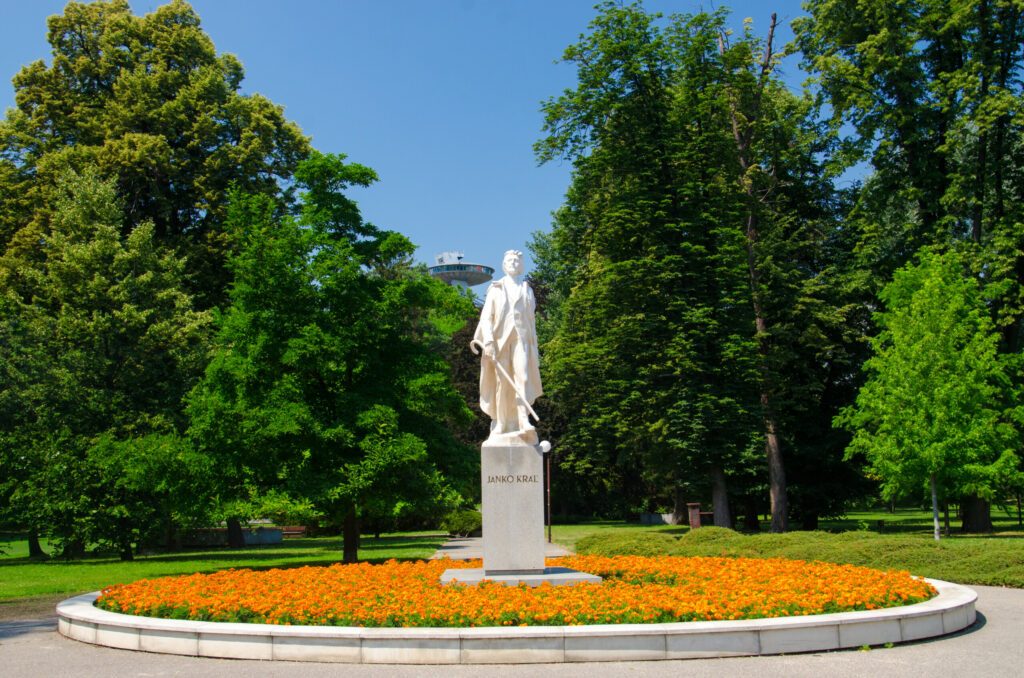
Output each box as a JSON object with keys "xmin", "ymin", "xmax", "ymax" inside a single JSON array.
[{"xmin": 1, "ymin": 0, "xmax": 808, "ymax": 285}]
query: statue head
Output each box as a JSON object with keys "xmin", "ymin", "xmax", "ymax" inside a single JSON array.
[{"xmin": 502, "ymin": 249, "xmax": 524, "ymax": 277}]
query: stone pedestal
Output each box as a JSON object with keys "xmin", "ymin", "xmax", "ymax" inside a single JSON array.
[
  {"xmin": 440, "ymin": 439, "xmax": 601, "ymax": 587},
  {"xmin": 481, "ymin": 441, "xmax": 545, "ymax": 573}
]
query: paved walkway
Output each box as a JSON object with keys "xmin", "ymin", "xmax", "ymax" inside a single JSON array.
[
  {"xmin": 4, "ymin": 582, "xmax": 1022, "ymax": 676},
  {"xmin": 431, "ymin": 537, "xmax": 572, "ymax": 560}
]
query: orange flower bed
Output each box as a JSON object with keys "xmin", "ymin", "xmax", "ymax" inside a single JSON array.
[{"xmin": 95, "ymin": 555, "xmax": 935, "ymax": 627}]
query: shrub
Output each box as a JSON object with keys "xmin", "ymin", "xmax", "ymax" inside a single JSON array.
[
  {"xmin": 441, "ymin": 510, "xmax": 482, "ymax": 537},
  {"xmin": 576, "ymin": 531, "xmax": 677, "ymax": 557}
]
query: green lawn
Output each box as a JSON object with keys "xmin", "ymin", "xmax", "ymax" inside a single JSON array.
[
  {"xmin": 0, "ymin": 533, "xmax": 446, "ymax": 602},
  {"xmin": 817, "ymin": 506, "xmax": 1024, "ymax": 535}
]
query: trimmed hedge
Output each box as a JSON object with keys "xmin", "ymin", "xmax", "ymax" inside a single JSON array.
[{"xmin": 576, "ymin": 527, "xmax": 1024, "ymax": 588}]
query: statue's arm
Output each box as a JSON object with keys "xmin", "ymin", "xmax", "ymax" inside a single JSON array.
[{"xmin": 524, "ymin": 283, "xmax": 538, "ymax": 334}]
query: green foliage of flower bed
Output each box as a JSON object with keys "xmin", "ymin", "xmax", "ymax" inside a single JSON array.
[{"xmin": 576, "ymin": 528, "xmax": 1024, "ymax": 588}]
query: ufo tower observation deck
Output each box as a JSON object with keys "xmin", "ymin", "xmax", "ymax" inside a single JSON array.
[{"xmin": 428, "ymin": 251, "xmax": 494, "ymax": 290}]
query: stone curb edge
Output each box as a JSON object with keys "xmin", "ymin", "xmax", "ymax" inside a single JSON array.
[{"xmin": 56, "ymin": 578, "xmax": 977, "ymax": 664}]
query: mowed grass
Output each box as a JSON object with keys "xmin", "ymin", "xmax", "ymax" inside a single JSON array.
[
  {"xmin": 818, "ymin": 506, "xmax": 1024, "ymax": 535},
  {"xmin": 576, "ymin": 526, "xmax": 1024, "ymax": 588},
  {"xmin": 0, "ymin": 533, "xmax": 446, "ymax": 602}
]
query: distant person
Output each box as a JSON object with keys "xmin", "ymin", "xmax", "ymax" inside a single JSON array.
[{"xmin": 472, "ymin": 249, "xmax": 543, "ymax": 445}]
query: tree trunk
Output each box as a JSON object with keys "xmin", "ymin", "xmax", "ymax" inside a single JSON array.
[
  {"xmin": 27, "ymin": 529, "xmax": 47, "ymax": 558},
  {"xmin": 117, "ymin": 517, "xmax": 134, "ymax": 561},
  {"xmin": 719, "ymin": 14, "xmax": 788, "ymax": 533},
  {"xmin": 226, "ymin": 517, "xmax": 246, "ymax": 548},
  {"xmin": 764, "ymin": 419, "xmax": 788, "ymax": 532},
  {"xmin": 743, "ymin": 497, "xmax": 761, "ymax": 532},
  {"xmin": 930, "ymin": 474, "xmax": 941, "ymax": 542},
  {"xmin": 672, "ymin": 486, "xmax": 687, "ymax": 526},
  {"xmin": 342, "ymin": 508, "xmax": 360, "ymax": 564},
  {"xmin": 709, "ymin": 466, "xmax": 731, "ymax": 527},
  {"xmin": 971, "ymin": 0, "xmax": 990, "ymax": 244},
  {"xmin": 164, "ymin": 518, "xmax": 181, "ymax": 551},
  {"xmin": 960, "ymin": 495, "xmax": 993, "ymax": 533},
  {"xmin": 61, "ymin": 539, "xmax": 86, "ymax": 560}
]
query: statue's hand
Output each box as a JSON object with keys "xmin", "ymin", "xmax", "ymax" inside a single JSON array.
[{"xmin": 469, "ymin": 338, "xmax": 497, "ymax": 360}]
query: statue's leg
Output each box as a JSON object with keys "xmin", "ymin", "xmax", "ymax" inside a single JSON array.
[
  {"xmin": 495, "ymin": 341, "xmax": 516, "ymax": 434},
  {"xmin": 512, "ymin": 340, "xmax": 533, "ymax": 432}
]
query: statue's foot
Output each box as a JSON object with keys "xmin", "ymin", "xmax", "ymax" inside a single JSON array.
[{"xmin": 518, "ymin": 428, "xmax": 539, "ymax": 446}]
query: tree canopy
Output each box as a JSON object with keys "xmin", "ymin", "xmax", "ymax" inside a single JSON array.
[
  {"xmin": 0, "ymin": 1, "xmax": 474, "ymax": 560},
  {"xmin": 529, "ymin": 0, "xmax": 1023, "ymax": 532},
  {"xmin": 0, "ymin": 0, "xmax": 310, "ymax": 306},
  {"xmin": 3, "ymin": 0, "xmax": 1023, "ymax": 554}
]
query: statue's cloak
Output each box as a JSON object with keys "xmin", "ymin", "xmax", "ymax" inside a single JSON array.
[{"xmin": 472, "ymin": 277, "xmax": 543, "ymax": 418}]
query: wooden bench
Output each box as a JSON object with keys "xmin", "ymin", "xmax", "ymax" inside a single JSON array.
[{"xmin": 280, "ymin": 526, "xmax": 307, "ymax": 538}]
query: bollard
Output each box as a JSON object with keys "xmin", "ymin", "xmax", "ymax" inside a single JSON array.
[{"xmin": 687, "ymin": 502, "xmax": 702, "ymax": 531}]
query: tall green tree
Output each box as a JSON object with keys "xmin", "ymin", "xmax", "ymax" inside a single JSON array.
[
  {"xmin": 796, "ymin": 0, "xmax": 1024, "ymax": 529},
  {"xmin": 533, "ymin": 3, "xmax": 855, "ymax": 530},
  {"xmin": 188, "ymin": 152, "xmax": 476, "ymax": 562},
  {"xmin": 837, "ymin": 250, "xmax": 1022, "ymax": 539},
  {"xmin": 717, "ymin": 13, "xmax": 878, "ymax": 531},
  {"xmin": 533, "ymin": 4, "xmax": 760, "ymax": 524},
  {"xmin": 0, "ymin": 168, "xmax": 212, "ymax": 558},
  {"xmin": 0, "ymin": 0, "xmax": 310, "ymax": 306}
]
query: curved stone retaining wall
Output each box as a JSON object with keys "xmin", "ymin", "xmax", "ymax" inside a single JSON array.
[{"xmin": 57, "ymin": 579, "xmax": 976, "ymax": 664}]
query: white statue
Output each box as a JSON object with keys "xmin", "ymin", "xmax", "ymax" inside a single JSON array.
[{"xmin": 471, "ymin": 249, "xmax": 543, "ymax": 445}]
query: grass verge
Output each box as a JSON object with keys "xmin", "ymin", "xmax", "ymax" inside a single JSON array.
[{"xmin": 0, "ymin": 533, "xmax": 446, "ymax": 602}]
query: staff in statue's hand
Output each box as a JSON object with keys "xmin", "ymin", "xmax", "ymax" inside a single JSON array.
[{"xmin": 470, "ymin": 338, "xmax": 539, "ymax": 423}]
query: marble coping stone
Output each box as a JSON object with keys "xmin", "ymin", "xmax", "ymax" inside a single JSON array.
[
  {"xmin": 440, "ymin": 566, "xmax": 603, "ymax": 587},
  {"xmin": 56, "ymin": 578, "xmax": 976, "ymax": 664}
]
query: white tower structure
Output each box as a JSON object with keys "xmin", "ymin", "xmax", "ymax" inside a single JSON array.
[{"xmin": 428, "ymin": 251, "xmax": 494, "ymax": 290}]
